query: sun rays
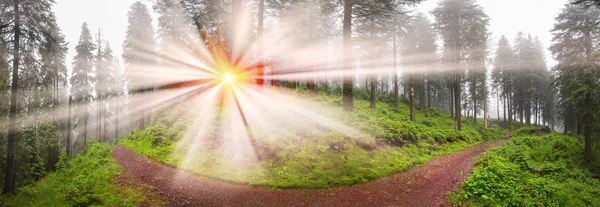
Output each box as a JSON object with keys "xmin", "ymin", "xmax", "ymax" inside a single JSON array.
[{"xmin": 0, "ymin": 2, "xmax": 446, "ymax": 183}]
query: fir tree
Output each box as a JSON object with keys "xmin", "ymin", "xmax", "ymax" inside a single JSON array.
[{"xmin": 70, "ymin": 23, "xmax": 95, "ymax": 149}]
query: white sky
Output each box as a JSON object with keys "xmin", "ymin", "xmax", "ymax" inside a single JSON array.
[
  {"xmin": 54, "ymin": 0, "xmax": 568, "ymax": 72},
  {"xmin": 53, "ymin": 0, "xmax": 157, "ymax": 69},
  {"xmin": 53, "ymin": 0, "xmax": 569, "ymax": 119},
  {"xmin": 417, "ymin": 0, "xmax": 568, "ymax": 67}
]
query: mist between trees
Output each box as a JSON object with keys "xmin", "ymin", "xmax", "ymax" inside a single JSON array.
[{"xmin": 0, "ymin": 0, "xmax": 598, "ymax": 196}]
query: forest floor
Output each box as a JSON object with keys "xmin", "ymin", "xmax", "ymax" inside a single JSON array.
[{"xmin": 113, "ymin": 138, "xmax": 508, "ymax": 207}]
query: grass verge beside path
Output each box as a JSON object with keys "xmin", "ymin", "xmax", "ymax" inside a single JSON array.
[
  {"xmin": 451, "ymin": 126, "xmax": 600, "ymax": 206},
  {"xmin": 1, "ymin": 143, "xmax": 158, "ymax": 207}
]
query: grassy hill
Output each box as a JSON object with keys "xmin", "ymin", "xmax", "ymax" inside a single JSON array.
[
  {"xmin": 120, "ymin": 89, "xmax": 507, "ymax": 189},
  {"xmin": 1, "ymin": 90, "xmax": 509, "ymax": 206}
]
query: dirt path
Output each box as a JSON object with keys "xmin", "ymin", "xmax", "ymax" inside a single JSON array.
[{"xmin": 114, "ymin": 140, "xmax": 505, "ymax": 207}]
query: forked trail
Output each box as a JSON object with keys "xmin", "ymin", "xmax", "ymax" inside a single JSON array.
[{"xmin": 113, "ymin": 139, "xmax": 506, "ymax": 207}]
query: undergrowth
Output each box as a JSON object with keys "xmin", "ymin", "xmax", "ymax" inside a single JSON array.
[
  {"xmin": 121, "ymin": 89, "xmax": 507, "ymax": 189},
  {"xmin": 451, "ymin": 128, "xmax": 600, "ymax": 206},
  {"xmin": 1, "ymin": 143, "xmax": 153, "ymax": 207}
]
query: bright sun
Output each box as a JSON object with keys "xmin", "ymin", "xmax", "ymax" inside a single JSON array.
[{"xmin": 224, "ymin": 73, "xmax": 235, "ymax": 83}]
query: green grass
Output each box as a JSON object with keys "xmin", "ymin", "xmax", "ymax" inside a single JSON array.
[
  {"xmin": 121, "ymin": 90, "xmax": 508, "ymax": 189},
  {"xmin": 451, "ymin": 128, "xmax": 600, "ymax": 206},
  {"xmin": 1, "ymin": 143, "xmax": 155, "ymax": 207}
]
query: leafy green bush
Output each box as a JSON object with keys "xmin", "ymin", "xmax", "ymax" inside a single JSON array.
[
  {"xmin": 454, "ymin": 133, "xmax": 600, "ymax": 206},
  {"xmin": 2, "ymin": 143, "xmax": 149, "ymax": 207}
]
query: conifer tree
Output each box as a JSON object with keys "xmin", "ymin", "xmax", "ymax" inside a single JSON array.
[
  {"xmin": 2, "ymin": 0, "xmax": 57, "ymax": 193},
  {"xmin": 123, "ymin": 1, "xmax": 156, "ymax": 129},
  {"xmin": 39, "ymin": 26, "xmax": 68, "ymax": 172},
  {"xmin": 550, "ymin": 4, "xmax": 600, "ymax": 163},
  {"xmin": 432, "ymin": 0, "xmax": 489, "ymax": 131},
  {"xmin": 71, "ymin": 23, "xmax": 95, "ymax": 148}
]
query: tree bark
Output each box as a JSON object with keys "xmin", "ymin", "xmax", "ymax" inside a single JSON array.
[
  {"xmin": 370, "ymin": 75, "xmax": 376, "ymax": 109},
  {"xmin": 427, "ymin": 75, "xmax": 431, "ymax": 108},
  {"xmin": 419, "ymin": 74, "xmax": 424, "ymax": 110},
  {"xmin": 4, "ymin": 0, "xmax": 19, "ymax": 193},
  {"xmin": 508, "ymin": 93, "xmax": 512, "ymax": 123},
  {"xmin": 342, "ymin": 0, "xmax": 354, "ymax": 111},
  {"xmin": 410, "ymin": 73, "xmax": 415, "ymax": 121},
  {"xmin": 114, "ymin": 98, "xmax": 119, "ymax": 140},
  {"xmin": 67, "ymin": 97, "xmax": 72, "ymax": 158},
  {"xmin": 256, "ymin": 0, "xmax": 265, "ymax": 88},
  {"xmin": 483, "ymin": 83, "xmax": 487, "ymax": 130},
  {"xmin": 84, "ymin": 113, "xmax": 88, "ymax": 147},
  {"xmin": 503, "ymin": 92, "xmax": 506, "ymax": 122},
  {"xmin": 450, "ymin": 86, "xmax": 454, "ymax": 118},
  {"xmin": 98, "ymin": 97, "xmax": 101, "ymax": 141},
  {"xmin": 454, "ymin": 75, "xmax": 461, "ymax": 131},
  {"xmin": 393, "ymin": 26, "xmax": 399, "ymax": 109},
  {"xmin": 473, "ymin": 97, "xmax": 477, "ymax": 125},
  {"xmin": 47, "ymin": 58, "xmax": 60, "ymax": 172},
  {"xmin": 497, "ymin": 94, "xmax": 500, "ymax": 121},
  {"xmin": 584, "ymin": 123, "xmax": 592, "ymax": 163},
  {"xmin": 102, "ymin": 99, "xmax": 108, "ymax": 142}
]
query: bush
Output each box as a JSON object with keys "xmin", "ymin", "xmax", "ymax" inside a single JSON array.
[
  {"xmin": 454, "ymin": 133, "xmax": 600, "ymax": 206},
  {"xmin": 2, "ymin": 143, "xmax": 150, "ymax": 207}
]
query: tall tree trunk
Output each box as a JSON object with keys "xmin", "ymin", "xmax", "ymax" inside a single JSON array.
[
  {"xmin": 4, "ymin": 0, "xmax": 19, "ymax": 193},
  {"xmin": 497, "ymin": 94, "xmax": 500, "ymax": 121},
  {"xmin": 97, "ymin": 98, "xmax": 101, "ymax": 141},
  {"xmin": 574, "ymin": 112, "xmax": 579, "ymax": 135},
  {"xmin": 483, "ymin": 82, "xmax": 487, "ymax": 130},
  {"xmin": 534, "ymin": 99, "xmax": 538, "ymax": 125},
  {"xmin": 256, "ymin": 0, "xmax": 264, "ymax": 88},
  {"xmin": 454, "ymin": 75, "xmax": 461, "ymax": 131},
  {"xmin": 66, "ymin": 97, "xmax": 72, "ymax": 158},
  {"xmin": 503, "ymin": 93, "xmax": 506, "ymax": 122},
  {"xmin": 114, "ymin": 99, "xmax": 119, "ymax": 140},
  {"xmin": 439, "ymin": 89, "xmax": 443, "ymax": 109},
  {"xmin": 525, "ymin": 98, "xmax": 532, "ymax": 125},
  {"xmin": 102, "ymin": 100, "xmax": 108, "ymax": 142},
  {"xmin": 473, "ymin": 98, "xmax": 477, "ymax": 125},
  {"xmin": 370, "ymin": 75, "xmax": 376, "ymax": 109},
  {"xmin": 393, "ymin": 27, "xmax": 399, "ymax": 108},
  {"xmin": 342, "ymin": 0, "xmax": 354, "ymax": 111},
  {"xmin": 47, "ymin": 65, "xmax": 60, "ymax": 172},
  {"xmin": 84, "ymin": 114, "xmax": 88, "ymax": 147},
  {"xmin": 567, "ymin": 110, "xmax": 573, "ymax": 134},
  {"xmin": 507, "ymin": 94, "xmax": 512, "ymax": 123},
  {"xmin": 427, "ymin": 76, "xmax": 431, "ymax": 108},
  {"xmin": 419, "ymin": 73, "xmax": 425, "ymax": 110},
  {"xmin": 519, "ymin": 102, "xmax": 524, "ymax": 123},
  {"xmin": 381, "ymin": 75, "xmax": 387, "ymax": 93},
  {"xmin": 450, "ymin": 87, "xmax": 454, "ymax": 118},
  {"xmin": 584, "ymin": 123, "xmax": 592, "ymax": 163},
  {"xmin": 410, "ymin": 73, "xmax": 415, "ymax": 121}
]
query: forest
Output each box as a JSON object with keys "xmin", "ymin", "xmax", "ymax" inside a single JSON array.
[{"xmin": 0, "ymin": 0, "xmax": 599, "ymax": 206}]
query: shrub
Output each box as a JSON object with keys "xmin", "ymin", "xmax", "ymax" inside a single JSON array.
[
  {"xmin": 454, "ymin": 133, "xmax": 600, "ymax": 206},
  {"xmin": 2, "ymin": 143, "xmax": 150, "ymax": 207}
]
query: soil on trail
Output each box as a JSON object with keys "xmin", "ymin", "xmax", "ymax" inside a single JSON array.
[{"xmin": 113, "ymin": 140, "xmax": 505, "ymax": 207}]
